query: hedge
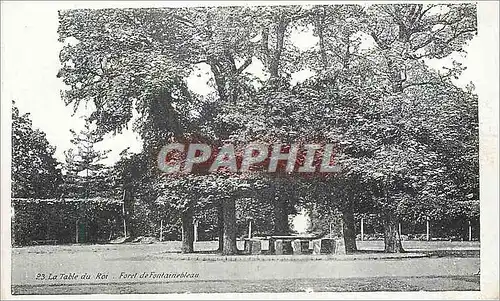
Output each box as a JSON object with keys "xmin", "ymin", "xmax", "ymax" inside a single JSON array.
[{"xmin": 11, "ymin": 198, "xmax": 124, "ymax": 246}]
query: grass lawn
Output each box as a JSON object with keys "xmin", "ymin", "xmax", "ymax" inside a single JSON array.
[{"xmin": 10, "ymin": 240, "xmax": 480, "ymax": 295}]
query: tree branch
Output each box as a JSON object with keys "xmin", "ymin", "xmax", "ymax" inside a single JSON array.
[
  {"xmin": 172, "ymin": 14, "xmax": 196, "ymax": 28},
  {"xmin": 370, "ymin": 32, "xmax": 389, "ymax": 50},
  {"xmin": 402, "ymin": 81, "xmax": 441, "ymax": 90},
  {"xmin": 236, "ymin": 57, "xmax": 253, "ymax": 73}
]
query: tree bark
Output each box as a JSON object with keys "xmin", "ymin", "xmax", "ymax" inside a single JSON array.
[
  {"xmin": 261, "ymin": 27, "xmax": 269, "ymax": 65},
  {"xmin": 209, "ymin": 59, "xmax": 228, "ymax": 102},
  {"xmin": 181, "ymin": 207, "xmax": 194, "ymax": 253},
  {"xmin": 123, "ymin": 188, "xmax": 134, "ymax": 238},
  {"xmin": 269, "ymin": 17, "xmax": 288, "ymax": 82},
  {"xmin": 273, "ymin": 197, "xmax": 289, "ymax": 235},
  {"xmin": 222, "ymin": 198, "xmax": 238, "ymax": 255},
  {"xmin": 383, "ymin": 213, "xmax": 404, "ymax": 253},
  {"xmin": 317, "ymin": 7, "xmax": 328, "ymax": 70},
  {"xmin": 341, "ymin": 209, "xmax": 358, "ymax": 254},
  {"xmin": 272, "ymin": 181, "xmax": 289, "ymax": 235},
  {"xmin": 217, "ymin": 201, "xmax": 224, "ymax": 252},
  {"xmin": 387, "ymin": 58, "xmax": 404, "ymax": 93}
]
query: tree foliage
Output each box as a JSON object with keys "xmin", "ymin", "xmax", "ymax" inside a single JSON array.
[
  {"xmin": 12, "ymin": 102, "xmax": 62, "ymax": 198},
  {"xmin": 62, "ymin": 119, "xmax": 111, "ymax": 198},
  {"xmin": 56, "ymin": 4, "xmax": 479, "ymax": 253}
]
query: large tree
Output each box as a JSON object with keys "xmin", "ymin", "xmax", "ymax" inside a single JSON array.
[
  {"xmin": 57, "ymin": 5, "xmax": 296, "ymax": 255},
  {"xmin": 58, "ymin": 7, "xmax": 206, "ymax": 252},
  {"xmin": 289, "ymin": 3, "xmax": 478, "ymax": 252},
  {"xmin": 357, "ymin": 3, "xmax": 477, "ymax": 251},
  {"xmin": 57, "ymin": 4, "xmax": 479, "ymax": 254},
  {"xmin": 12, "ymin": 102, "xmax": 62, "ymax": 199}
]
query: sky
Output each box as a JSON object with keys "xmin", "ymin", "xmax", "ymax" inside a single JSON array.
[{"xmin": 2, "ymin": 2, "xmax": 482, "ymax": 168}]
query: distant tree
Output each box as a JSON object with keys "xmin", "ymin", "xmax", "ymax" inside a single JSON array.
[
  {"xmin": 11, "ymin": 101, "xmax": 62, "ymax": 198},
  {"xmin": 61, "ymin": 119, "xmax": 111, "ymax": 199}
]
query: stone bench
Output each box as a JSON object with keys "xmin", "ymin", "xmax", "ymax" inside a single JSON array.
[
  {"xmin": 244, "ymin": 239, "xmax": 262, "ymax": 255},
  {"xmin": 312, "ymin": 238, "xmax": 346, "ymax": 255},
  {"xmin": 292, "ymin": 239, "xmax": 312, "ymax": 254},
  {"xmin": 270, "ymin": 239, "xmax": 293, "ymax": 255},
  {"xmin": 256, "ymin": 236, "xmax": 345, "ymax": 255}
]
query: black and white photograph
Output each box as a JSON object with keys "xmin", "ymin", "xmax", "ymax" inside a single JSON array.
[{"xmin": 1, "ymin": 1, "xmax": 498, "ymax": 299}]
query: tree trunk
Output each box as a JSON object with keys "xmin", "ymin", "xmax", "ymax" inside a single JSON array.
[
  {"xmin": 341, "ymin": 209, "xmax": 357, "ymax": 254},
  {"xmin": 383, "ymin": 213, "xmax": 404, "ymax": 253},
  {"xmin": 217, "ymin": 201, "xmax": 224, "ymax": 252},
  {"xmin": 269, "ymin": 17, "xmax": 288, "ymax": 82},
  {"xmin": 222, "ymin": 198, "xmax": 238, "ymax": 255},
  {"xmin": 209, "ymin": 59, "xmax": 228, "ymax": 102},
  {"xmin": 273, "ymin": 197, "xmax": 289, "ymax": 235},
  {"xmin": 181, "ymin": 207, "xmax": 194, "ymax": 253},
  {"xmin": 123, "ymin": 188, "xmax": 134, "ymax": 238},
  {"xmin": 261, "ymin": 27, "xmax": 269, "ymax": 65},
  {"xmin": 317, "ymin": 7, "xmax": 328, "ymax": 70},
  {"xmin": 387, "ymin": 58, "xmax": 404, "ymax": 93}
]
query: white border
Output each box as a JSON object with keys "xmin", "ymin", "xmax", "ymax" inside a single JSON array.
[{"xmin": 1, "ymin": 1, "xmax": 498, "ymax": 300}]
